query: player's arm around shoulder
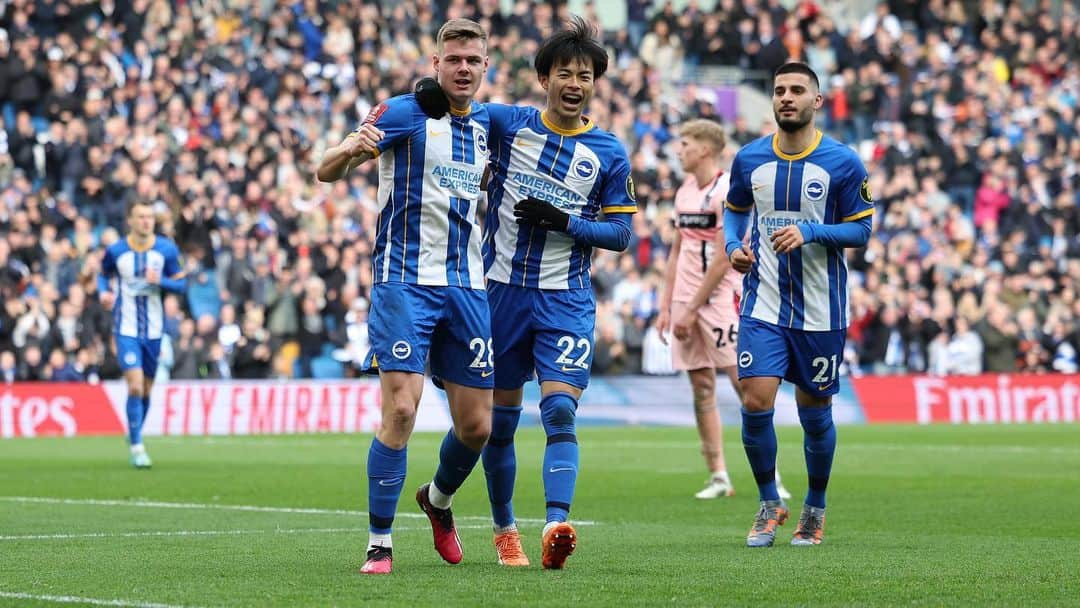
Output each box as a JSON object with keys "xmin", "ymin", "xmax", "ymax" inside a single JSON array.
[{"xmin": 483, "ymin": 101, "xmax": 518, "ymax": 136}]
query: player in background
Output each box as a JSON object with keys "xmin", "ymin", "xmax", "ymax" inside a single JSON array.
[
  {"xmin": 723, "ymin": 62, "xmax": 874, "ymax": 547},
  {"xmin": 481, "ymin": 16, "xmax": 635, "ymax": 569},
  {"xmin": 656, "ymin": 119, "xmax": 790, "ymax": 501},
  {"xmin": 316, "ymin": 19, "xmax": 493, "ymax": 575},
  {"xmin": 98, "ymin": 200, "xmax": 186, "ymax": 469}
]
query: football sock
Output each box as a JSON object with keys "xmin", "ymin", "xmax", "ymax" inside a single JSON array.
[
  {"xmin": 798, "ymin": 405, "xmax": 836, "ymax": 509},
  {"xmin": 483, "ymin": 405, "xmax": 522, "ymax": 528},
  {"xmin": 431, "ymin": 429, "xmax": 481, "ymax": 508},
  {"xmin": 741, "ymin": 408, "xmax": 780, "ymax": 501},
  {"xmin": 141, "ymin": 396, "xmax": 150, "ymax": 420},
  {"xmin": 367, "ymin": 438, "xmax": 406, "ymax": 535},
  {"xmin": 540, "ymin": 393, "xmax": 578, "ymax": 523},
  {"xmin": 367, "ymin": 532, "xmax": 392, "ymax": 550},
  {"xmin": 126, "ymin": 395, "xmax": 144, "ymax": 446}
]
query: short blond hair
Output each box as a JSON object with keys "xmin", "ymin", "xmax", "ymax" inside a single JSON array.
[
  {"xmin": 436, "ymin": 19, "xmax": 487, "ymax": 54},
  {"xmin": 679, "ymin": 119, "xmax": 726, "ymax": 153}
]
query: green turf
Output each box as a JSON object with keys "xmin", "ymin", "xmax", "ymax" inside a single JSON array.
[{"xmin": 1, "ymin": 424, "xmax": 1078, "ymax": 607}]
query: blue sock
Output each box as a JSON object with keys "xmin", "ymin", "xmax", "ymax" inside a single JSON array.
[
  {"xmin": 433, "ymin": 429, "xmax": 481, "ymax": 497},
  {"xmin": 126, "ymin": 395, "xmax": 144, "ymax": 446},
  {"xmin": 741, "ymin": 408, "xmax": 779, "ymax": 501},
  {"xmin": 367, "ymin": 439, "xmax": 407, "ymax": 534},
  {"xmin": 483, "ymin": 405, "xmax": 521, "ymax": 528},
  {"xmin": 798, "ymin": 405, "xmax": 836, "ymax": 509},
  {"xmin": 142, "ymin": 396, "xmax": 151, "ymax": 420},
  {"xmin": 540, "ymin": 393, "xmax": 578, "ymax": 523}
]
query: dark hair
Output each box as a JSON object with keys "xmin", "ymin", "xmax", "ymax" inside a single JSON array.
[
  {"xmin": 773, "ymin": 61, "xmax": 820, "ymax": 90},
  {"xmin": 534, "ymin": 15, "xmax": 608, "ymax": 79}
]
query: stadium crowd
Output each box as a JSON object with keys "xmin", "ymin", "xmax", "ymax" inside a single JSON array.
[{"xmin": 0, "ymin": 0, "xmax": 1077, "ymax": 383}]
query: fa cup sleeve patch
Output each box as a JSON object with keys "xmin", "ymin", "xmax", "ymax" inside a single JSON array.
[{"xmin": 364, "ymin": 102, "xmax": 388, "ymax": 125}]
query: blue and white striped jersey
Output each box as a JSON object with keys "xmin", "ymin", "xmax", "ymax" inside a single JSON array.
[
  {"xmin": 725, "ymin": 131, "xmax": 873, "ymax": 331},
  {"xmin": 483, "ymin": 105, "xmax": 636, "ymax": 290},
  {"xmin": 367, "ymin": 95, "xmax": 490, "ymax": 289},
  {"xmin": 101, "ymin": 236, "xmax": 183, "ymax": 339}
]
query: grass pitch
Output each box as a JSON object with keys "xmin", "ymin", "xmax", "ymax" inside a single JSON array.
[{"xmin": 1, "ymin": 424, "xmax": 1078, "ymax": 607}]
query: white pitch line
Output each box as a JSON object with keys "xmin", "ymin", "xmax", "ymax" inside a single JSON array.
[
  {"xmin": 0, "ymin": 496, "xmax": 597, "ymax": 526},
  {"xmin": 152, "ymin": 437, "xmax": 358, "ymax": 448},
  {"xmin": 0, "ymin": 590, "xmax": 193, "ymax": 608},
  {"xmin": 843, "ymin": 442, "xmax": 1080, "ymax": 455},
  {"xmin": 0, "ymin": 524, "xmax": 490, "ymax": 542}
]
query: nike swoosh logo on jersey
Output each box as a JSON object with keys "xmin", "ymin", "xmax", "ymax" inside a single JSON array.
[{"xmin": 428, "ymin": 128, "xmax": 447, "ymax": 137}]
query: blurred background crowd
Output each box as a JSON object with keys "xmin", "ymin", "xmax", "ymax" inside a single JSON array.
[{"xmin": 0, "ymin": 0, "xmax": 1077, "ymax": 383}]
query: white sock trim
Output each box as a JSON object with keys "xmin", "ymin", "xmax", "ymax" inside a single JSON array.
[
  {"xmin": 368, "ymin": 533, "xmax": 392, "ymax": 550},
  {"xmin": 494, "ymin": 523, "xmax": 518, "ymax": 535},
  {"xmin": 542, "ymin": 521, "xmax": 566, "ymax": 536},
  {"xmin": 428, "ymin": 482, "xmax": 453, "ymax": 509}
]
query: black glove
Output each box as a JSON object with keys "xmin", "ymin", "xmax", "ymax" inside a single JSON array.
[
  {"xmin": 414, "ymin": 77, "xmax": 450, "ymax": 119},
  {"xmin": 514, "ymin": 197, "xmax": 570, "ymax": 232}
]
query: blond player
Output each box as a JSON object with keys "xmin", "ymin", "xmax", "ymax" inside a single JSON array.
[{"xmin": 657, "ymin": 119, "xmax": 789, "ymax": 500}]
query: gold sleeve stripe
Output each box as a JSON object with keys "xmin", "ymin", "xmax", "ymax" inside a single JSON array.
[
  {"xmin": 841, "ymin": 208, "xmax": 875, "ymax": 222},
  {"xmin": 725, "ymin": 200, "xmax": 752, "ymax": 212},
  {"xmin": 602, "ymin": 206, "xmax": 638, "ymax": 214}
]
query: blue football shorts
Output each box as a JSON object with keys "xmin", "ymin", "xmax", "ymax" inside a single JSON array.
[
  {"xmin": 735, "ymin": 316, "xmax": 846, "ymax": 398},
  {"xmin": 487, "ymin": 281, "xmax": 595, "ymax": 390},
  {"xmin": 365, "ymin": 282, "xmax": 494, "ymax": 389},
  {"xmin": 115, "ymin": 336, "xmax": 163, "ymax": 378}
]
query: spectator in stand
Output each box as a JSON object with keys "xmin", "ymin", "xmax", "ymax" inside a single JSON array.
[
  {"xmin": 978, "ymin": 303, "xmax": 1020, "ymax": 373},
  {"xmin": 16, "ymin": 344, "xmax": 46, "ymax": 381},
  {"xmin": 1, "ymin": 351, "xmax": 17, "ymax": 383},
  {"xmin": 946, "ymin": 317, "xmax": 984, "ymax": 376},
  {"xmin": 171, "ymin": 319, "xmax": 204, "ymax": 381},
  {"xmin": 48, "ymin": 348, "xmax": 82, "ymax": 381},
  {"xmin": 232, "ymin": 311, "xmax": 272, "ymax": 380}
]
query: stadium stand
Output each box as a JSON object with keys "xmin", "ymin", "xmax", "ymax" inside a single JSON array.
[{"xmin": 0, "ymin": 0, "xmax": 1076, "ymax": 382}]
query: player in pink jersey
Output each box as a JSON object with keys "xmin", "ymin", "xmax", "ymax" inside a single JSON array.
[{"xmin": 658, "ymin": 119, "xmax": 789, "ymax": 500}]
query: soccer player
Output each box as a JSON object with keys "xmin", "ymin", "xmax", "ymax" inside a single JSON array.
[
  {"xmin": 474, "ymin": 16, "xmax": 637, "ymax": 569},
  {"xmin": 98, "ymin": 200, "xmax": 186, "ymax": 469},
  {"xmin": 316, "ymin": 19, "xmax": 494, "ymax": 575},
  {"xmin": 723, "ymin": 62, "xmax": 874, "ymax": 547},
  {"xmin": 656, "ymin": 119, "xmax": 790, "ymax": 501}
]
